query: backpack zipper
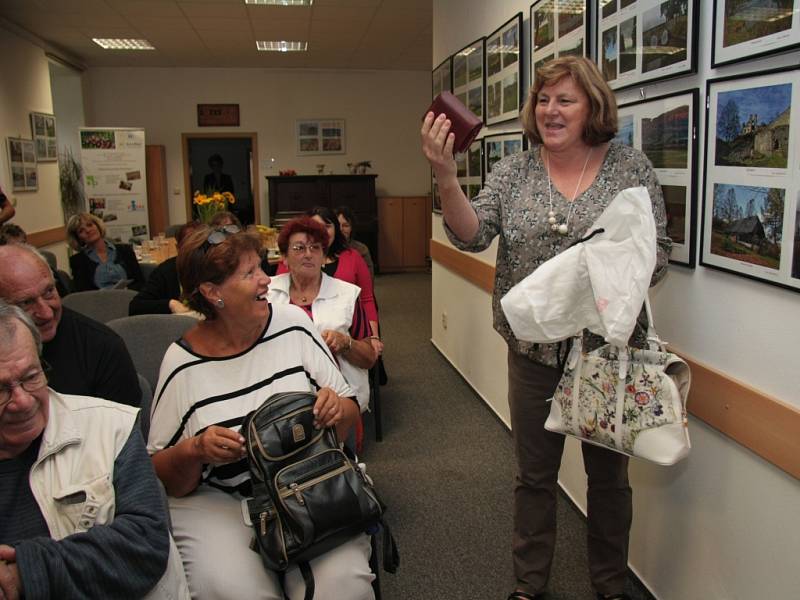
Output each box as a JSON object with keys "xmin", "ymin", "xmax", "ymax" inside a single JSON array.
[{"xmin": 278, "ymin": 463, "xmax": 352, "ymax": 507}]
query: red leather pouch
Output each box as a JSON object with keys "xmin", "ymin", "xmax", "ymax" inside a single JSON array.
[{"xmin": 424, "ymin": 91, "xmax": 483, "ymax": 154}]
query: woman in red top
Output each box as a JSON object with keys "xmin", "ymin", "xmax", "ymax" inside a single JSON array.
[{"xmin": 278, "ymin": 206, "xmax": 383, "ymax": 356}]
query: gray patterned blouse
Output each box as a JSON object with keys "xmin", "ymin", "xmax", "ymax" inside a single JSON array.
[{"xmin": 445, "ymin": 142, "xmax": 671, "ymax": 368}]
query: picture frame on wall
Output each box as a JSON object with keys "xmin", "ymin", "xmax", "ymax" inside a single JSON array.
[
  {"xmin": 711, "ymin": 0, "xmax": 799, "ymax": 68},
  {"xmin": 617, "ymin": 88, "xmax": 699, "ymax": 267},
  {"xmin": 6, "ymin": 137, "xmax": 38, "ymax": 192},
  {"xmin": 29, "ymin": 111, "xmax": 57, "ymax": 162},
  {"xmin": 453, "ymin": 38, "xmax": 486, "ymax": 123},
  {"xmin": 296, "ymin": 119, "xmax": 345, "ymax": 155},
  {"xmin": 432, "ymin": 169, "xmax": 441, "ymax": 213},
  {"xmin": 485, "ymin": 12, "xmax": 524, "ymax": 126},
  {"xmin": 596, "ymin": 0, "xmax": 699, "ymax": 92},
  {"xmin": 484, "ymin": 132, "xmax": 528, "ymax": 176},
  {"xmin": 456, "ymin": 139, "xmax": 484, "ymax": 201},
  {"xmin": 530, "ymin": 1, "xmax": 591, "ymax": 84},
  {"xmin": 432, "ymin": 57, "xmax": 453, "ymax": 99},
  {"xmin": 701, "ymin": 65, "xmax": 800, "ymax": 292}
]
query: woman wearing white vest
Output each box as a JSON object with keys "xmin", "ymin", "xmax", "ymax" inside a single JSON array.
[{"xmin": 268, "ymin": 216, "xmax": 377, "ymax": 413}]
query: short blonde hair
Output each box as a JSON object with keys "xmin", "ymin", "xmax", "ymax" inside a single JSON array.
[
  {"xmin": 521, "ymin": 56, "xmax": 618, "ymax": 147},
  {"xmin": 66, "ymin": 212, "xmax": 106, "ymax": 250}
]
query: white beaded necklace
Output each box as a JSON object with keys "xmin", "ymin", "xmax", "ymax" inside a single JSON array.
[{"xmin": 544, "ymin": 146, "xmax": 593, "ymax": 236}]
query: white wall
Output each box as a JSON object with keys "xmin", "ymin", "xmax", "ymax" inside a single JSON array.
[
  {"xmin": 83, "ymin": 67, "xmax": 431, "ymax": 226},
  {"xmin": 0, "ymin": 26, "xmax": 69, "ymax": 266},
  {"xmin": 431, "ymin": 1, "xmax": 800, "ymax": 598}
]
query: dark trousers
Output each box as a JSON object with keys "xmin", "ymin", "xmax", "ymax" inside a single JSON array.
[{"xmin": 507, "ymin": 349, "xmax": 632, "ymax": 596}]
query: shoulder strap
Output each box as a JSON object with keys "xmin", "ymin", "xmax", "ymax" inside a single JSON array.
[
  {"xmin": 299, "ymin": 561, "xmax": 315, "ymax": 600},
  {"xmin": 642, "ymin": 294, "xmax": 665, "ymax": 351}
]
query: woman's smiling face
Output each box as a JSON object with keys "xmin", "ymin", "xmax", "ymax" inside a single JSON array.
[{"xmin": 534, "ymin": 75, "xmax": 591, "ymax": 153}]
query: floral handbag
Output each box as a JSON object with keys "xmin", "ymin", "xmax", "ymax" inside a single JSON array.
[{"xmin": 545, "ymin": 297, "xmax": 691, "ymax": 465}]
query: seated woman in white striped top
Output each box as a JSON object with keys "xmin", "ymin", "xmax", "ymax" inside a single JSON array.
[{"xmin": 147, "ymin": 225, "xmax": 375, "ymax": 600}]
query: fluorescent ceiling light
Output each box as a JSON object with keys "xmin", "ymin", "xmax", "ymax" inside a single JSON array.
[
  {"xmin": 92, "ymin": 38, "xmax": 155, "ymax": 50},
  {"xmin": 256, "ymin": 41, "xmax": 308, "ymax": 52},
  {"xmin": 245, "ymin": 1, "xmax": 313, "ymax": 5}
]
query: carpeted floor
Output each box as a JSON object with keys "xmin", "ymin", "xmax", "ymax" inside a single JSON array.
[{"xmin": 361, "ymin": 271, "xmax": 655, "ymax": 600}]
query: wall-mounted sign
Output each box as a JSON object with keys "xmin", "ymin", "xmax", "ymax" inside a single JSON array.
[{"xmin": 197, "ymin": 104, "xmax": 240, "ymax": 127}]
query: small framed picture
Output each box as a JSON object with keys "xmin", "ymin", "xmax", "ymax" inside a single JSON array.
[
  {"xmin": 6, "ymin": 137, "xmax": 38, "ymax": 192},
  {"xmin": 456, "ymin": 139, "xmax": 485, "ymax": 201},
  {"xmin": 483, "ymin": 132, "xmax": 528, "ymax": 176},
  {"xmin": 701, "ymin": 64, "xmax": 800, "ymax": 292},
  {"xmin": 30, "ymin": 112, "xmax": 57, "ymax": 162},
  {"xmin": 711, "ymin": 0, "xmax": 800, "ymax": 68},
  {"xmin": 617, "ymin": 88, "xmax": 699, "ymax": 267},
  {"xmin": 530, "ymin": 1, "xmax": 591, "ymax": 85},
  {"xmin": 485, "ymin": 12, "xmax": 524, "ymax": 125},
  {"xmin": 596, "ymin": 0, "xmax": 699, "ymax": 92},
  {"xmin": 453, "ymin": 38, "xmax": 486, "ymax": 123},
  {"xmin": 432, "ymin": 57, "xmax": 452, "ymax": 99},
  {"xmin": 296, "ymin": 119, "xmax": 345, "ymax": 155}
]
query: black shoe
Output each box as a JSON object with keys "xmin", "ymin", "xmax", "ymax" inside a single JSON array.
[
  {"xmin": 596, "ymin": 594, "xmax": 631, "ymax": 600},
  {"xmin": 507, "ymin": 592, "xmax": 545, "ymax": 600}
]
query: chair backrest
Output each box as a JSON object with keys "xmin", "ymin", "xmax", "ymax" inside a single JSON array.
[
  {"xmin": 106, "ymin": 314, "xmax": 197, "ymax": 391},
  {"xmin": 61, "ymin": 289, "xmax": 138, "ymax": 324},
  {"xmin": 40, "ymin": 249, "xmax": 58, "ymax": 270}
]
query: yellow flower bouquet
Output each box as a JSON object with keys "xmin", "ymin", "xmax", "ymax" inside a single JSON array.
[{"xmin": 193, "ymin": 190, "xmax": 235, "ymax": 224}]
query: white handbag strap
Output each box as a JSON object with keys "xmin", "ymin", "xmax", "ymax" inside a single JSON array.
[{"xmin": 643, "ymin": 294, "xmax": 665, "ymax": 351}]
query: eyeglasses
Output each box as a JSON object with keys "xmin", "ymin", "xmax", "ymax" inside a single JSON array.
[
  {"xmin": 0, "ymin": 360, "xmax": 50, "ymax": 408},
  {"xmin": 290, "ymin": 243, "xmax": 324, "ymax": 255},
  {"xmin": 200, "ymin": 225, "xmax": 240, "ymax": 251}
]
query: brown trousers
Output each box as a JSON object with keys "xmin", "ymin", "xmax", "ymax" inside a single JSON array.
[{"xmin": 507, "ymin": 349, "xmax": 632, "ymax": 596}]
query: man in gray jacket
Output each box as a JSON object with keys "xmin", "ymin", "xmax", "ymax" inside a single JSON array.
[{"xmin": 0, "ymin": 301, "xmax": 187, "ymax": 599}]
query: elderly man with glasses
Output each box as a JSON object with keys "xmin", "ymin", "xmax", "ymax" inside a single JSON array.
[
  {"xmin": 0, "ymin": 301, "xmax": 188, "ymax": 599},
  {"xmin": 0, "ymin": 243, "xmax": 140, "ymax": 407}
]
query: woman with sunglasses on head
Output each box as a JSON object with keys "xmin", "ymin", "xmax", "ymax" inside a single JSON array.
[
  {"xmin": 269, "ymin": 216, "xmax": 377, "ymax": 416},
  {"xmin": 147, "ymin": 225, "xmax": 375, "ymax": 600},
  {"xmin": 277, "ymin": 207, "xmax": 382, "ymax": 357}
]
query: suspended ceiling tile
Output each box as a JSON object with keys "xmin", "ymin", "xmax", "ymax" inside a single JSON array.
[
  {"xmin": 188, "ymin": 16, "xmax": 252, "ymax": 31},
  {"xmin": 179, "ymin": 1, "xmax": 249, "ymax": 18},
  {"xmin": 106, "ymin": 1, "xmax": 185, "ymax": 18}
]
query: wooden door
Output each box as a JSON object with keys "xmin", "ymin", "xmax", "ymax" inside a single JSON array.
[
  {"xmin": 145, "ymin": 145, "xmax": 169, "ymax": 235},
  {"xmin": 378, "ymin": 197, "xmax": 404, "ymax": 271},
  {"xmin": 402, "ymin": 196, "xmax": 428, "ymax": 268}
]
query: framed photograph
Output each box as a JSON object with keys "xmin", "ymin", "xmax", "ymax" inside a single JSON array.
[
  {"xmin": 711, "ymin": 1, "xmax": 799, "ymax": 68},
  {"xmin": 296, "ymin": 119, "xmax": 345, "ymax": 155},
  {"xmin": 29, "ymin": 111, "xmax": 57, "ymax": 162},
  {"xmin": 701, "ymin": 65, "xmax": 800, "ymax": 292},
  {"xmin": 197, "ymin": 104, "xmax": 240, "ymax": 127},
  {"xmin": 432, "ymin": 170, "xmax": 442, "ymax": 213},
  {"xmin": 453, "ymin": 38, "xmax": 486, "ymax": 123},
  {"xmin": 485, "ymin": 12, "xmax": 524, "ymax": 126},
  {"xmin": 432, "ymin": 57, "xmax": 452, "ymax": 99},
  {"xmin": 6, "ymin": 137, "xmax": 38, "ymax": 192},
  {"xmin": 483, "ymin": 132, "xmax": 528, "ymax": 176},
  {"xmin": 530, "ymin": 1, "xmax": 591, "ymax": 84},
  {"xmin": 456, "ymin": 139, "xmax": 484, "ymax": 201},
  {"xmin": 618, "ymin": 89, "xmax": 699, "ymax": 266},
  {"xmin": 596, "ymin": 0, "xmax": 699, "ymax": 92}
]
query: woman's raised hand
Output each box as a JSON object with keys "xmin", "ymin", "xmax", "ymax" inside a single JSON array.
[
  {"xmin": 192, "ymin": 425, "xmax": 246, "ymax": 464},
  {"xmin": 421, "ymin": 112, "xmax": 457, "ymax": 181}
]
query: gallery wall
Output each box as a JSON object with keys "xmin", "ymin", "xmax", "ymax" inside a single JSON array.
[
  {"xmin": 83, "ymin": 67, "xmax": 431, "ymax": 225},
  {"xmin": 430, "ymin": 1, "xmax": 800, "ymax": 598},
  {"xmin": 0, "ymin": 26, "xmax": 69, "ymax": 266}
]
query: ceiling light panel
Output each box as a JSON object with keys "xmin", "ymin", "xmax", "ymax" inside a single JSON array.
[
  {"xmin": 245, "ymin": 1, "xmax": 313, "ymax": 5},
  {"xmin": 256, "ymin": 41, "xmax": 308, "ymax": 52},
  {"xmin": 92, "ymin": 38, "xmax": 155, "ymax": 50}
]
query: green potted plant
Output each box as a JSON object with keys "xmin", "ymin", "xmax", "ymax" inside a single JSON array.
[{"xmin": 59, "ymin": 146, "xmax": 85, "ymax": 221}]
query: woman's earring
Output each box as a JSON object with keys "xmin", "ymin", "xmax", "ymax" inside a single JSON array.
[{"xmin": 215, "ymin": 298, "xmax": 225, "ymax": 308}]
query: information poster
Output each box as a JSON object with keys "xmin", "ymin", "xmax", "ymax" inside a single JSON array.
[{"xmin": 79, "ymin": 127, "xmax": 149, "ymax": 243}]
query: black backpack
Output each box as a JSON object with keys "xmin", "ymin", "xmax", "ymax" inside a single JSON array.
[{"xmin": 243, "ymin": 391, "xmax": 398, "ymax": 598}]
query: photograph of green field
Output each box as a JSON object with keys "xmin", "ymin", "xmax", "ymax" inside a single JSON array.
[
  {"xmin": 723, "ymin": 0, "xmax": 793, "ymax": 48},
  {"xmin": 642, "ymin": 104, "xmax": 689, "ymax": 168}
]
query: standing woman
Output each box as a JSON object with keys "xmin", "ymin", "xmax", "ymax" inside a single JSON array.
[
  {"xmin": 421, "ymin": 56, "xmax": 670, "ymax": 600},
  {"xmin": 67, "ymin": 212, "xmax": 145, "ymax": 291}
]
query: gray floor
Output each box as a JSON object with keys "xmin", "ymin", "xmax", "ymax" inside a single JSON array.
[{"xmin": 362, "ymin": 272, "xmax": 654, "ymax": 600}]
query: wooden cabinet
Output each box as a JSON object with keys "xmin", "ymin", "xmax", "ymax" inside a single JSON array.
[
  {"xmin": 266, "ymin": 174, "xmax": 378, "ymax": 267},
  {"xmin": 378, "ymin": 196, "xmax": 431, "ymax": 272}
]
